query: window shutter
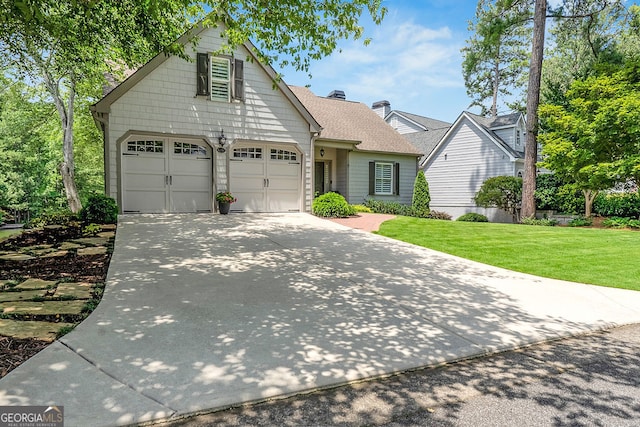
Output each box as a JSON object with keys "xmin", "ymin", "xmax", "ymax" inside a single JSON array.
[
  {"xmin": 394, "ymin": 163, "xmax": 400, "ymax": 195},
  {"xmin": 233, "ymin": 59, "xmax": 244, "ymax": 101},
  {"xmin": 196, "ymin": 53, "xmax": 209, "ymax": 96},
  {"xmin": 368, "ymin": 162, "xmax": 375, "ymax": 195}
]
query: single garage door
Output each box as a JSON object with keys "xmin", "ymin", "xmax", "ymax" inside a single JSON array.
[
  {"xmin": 229, "ymin": 144, "xmax": 301, "ymax": 212},
  {"xmin": 122, "ymin": 137, "xmax": 212, "ymax": 213}
]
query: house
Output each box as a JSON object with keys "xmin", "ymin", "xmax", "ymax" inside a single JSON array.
[
  {"xmin": 421, "ymin": 111, "xmax": 527, "ymax": 222},
  {"xmin": 290, "ymin": 88, "xmax": 422, "ymax": 205},
  {"xmin": 91, "ymin": 23, "xmax": 321, "ymax": 214},
  {"xmin": 372, "ymin": 101, "xmax": 451, "ymax": 163}
]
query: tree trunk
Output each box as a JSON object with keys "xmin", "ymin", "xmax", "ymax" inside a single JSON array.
[
  {"xmin": 521, "ymin": 0, "xmax": 547, "ymax": 220},
  {"xmin": 43, "ymin": 70, "xmax": 82, "ymax": 213},
  {"xmin": 491, "ymin": 46, "xmax": 500, "ymax": 118},
  {"xmin": 583, "ymin": 189, "xmax": 598, "ymax": 218}
]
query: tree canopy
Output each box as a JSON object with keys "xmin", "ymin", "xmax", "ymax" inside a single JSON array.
[{"xmin": 539, "ymin": 62, "xmax": 640, "ymax": 216}]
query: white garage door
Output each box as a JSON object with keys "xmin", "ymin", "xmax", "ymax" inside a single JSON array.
[
  {"xmin": 229, "ymin": 144, "xmax": 301, "ymax": 212},
  {"xmin": 122, "ymin": 137, "xmax": 212, "ymax": 213}
]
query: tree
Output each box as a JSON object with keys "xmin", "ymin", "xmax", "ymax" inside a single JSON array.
[
  {"xmin": 462, "ymin": 0, "xmax": 531, "ymax": 116},
  {"xmin": 474, "ymin": 176, "xmax": 523, "ymax": 223},
  {"xmin": 412, "ymin": 172, "xmax": 431, "ymax": 217},
  {"xmin": 1, "ymin": 0, "xmax": 386, "ymax": 212},
  {"xmin": 539, "ymin": 63, "xmax": 640, "ymax": 217}
]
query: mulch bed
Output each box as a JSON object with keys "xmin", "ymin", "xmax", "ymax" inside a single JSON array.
[{"xmin": 0, "ymin": 225, "xmax": 113, "ymax": 378}]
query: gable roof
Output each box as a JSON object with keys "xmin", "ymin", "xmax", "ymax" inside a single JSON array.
[
  {"xmin": 388, "ymin": 110, "xmax": 452, "ymax": 131},
  {"xmin": 91, "ymin": 23, "xmax": 320, "ymax": 133},
  {"xmin": 467, "ymin": 112, "xmax": 522, "ymax": 129},
  {"xmin": 404, "ymin": 128, "xmax": 450, "ymax": 159},
  {"xmin": 421, "ymin": 111, "xmax": 522, "ymax": 168},
  {"xmin": 290, "ymin": 86, "xmax": 422, "ymax": 156}
]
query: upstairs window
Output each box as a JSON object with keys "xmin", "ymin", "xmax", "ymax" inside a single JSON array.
[
  {"xmin": 516, "ymin": 129, "xmax": 521, "ymax": 147},
  {"xmin": 196, "ymin": 53, "xmax": 244, "ymax": 102}
]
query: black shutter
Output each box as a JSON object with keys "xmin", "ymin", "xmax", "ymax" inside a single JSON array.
[
  {"xmin": 233, "ymin": 59, "xmax": 244, "ymax": 100},
  {"xmin": 394, "ymin": 163, "xmax": 400, "ymax": 195},
  {"xmin": 369, "ymin": 162, "xmax": 375, "ymax": 195},
  {"xmin": 196, "ymin": 53, "xmax": 209, "ymax": 96}
]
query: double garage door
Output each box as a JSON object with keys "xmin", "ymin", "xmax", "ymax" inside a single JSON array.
[
  {"xmin": 122, "ymin": 137, "xmax": 212, "ymax": 213},
  {"xmin": 229, "ymin": 144, "xmax": 301, "ymax": 212},
  {"xmin": 121, "ymin": 137, "xmax": 301, "ymax": 213}
]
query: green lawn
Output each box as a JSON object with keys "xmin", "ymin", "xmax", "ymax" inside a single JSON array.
[{"xmin": 377, "ymin": 216, "xmax": 640, "ymax": 291}]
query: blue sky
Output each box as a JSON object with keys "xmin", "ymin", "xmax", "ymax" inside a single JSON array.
[{"xmin": 279, "ymin": 0, "xmax": 483, "ymax": 123}]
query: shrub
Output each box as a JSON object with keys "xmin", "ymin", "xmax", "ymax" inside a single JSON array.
[
  {"xmin": 412, "ymin": 172, "xmax": 431, "ymax": 217},
  {"xmin": 83, "ymin": 223, "xmax": 102, "ymax": 236},
  {"xmin": 457, "ymin": 213, "xmax": 488, "ymax": 222},
  {"xmin": 602, "ymin": 217, "xmax": 640, "ymax": 229},
  {"xmin": 593, "ymin": 192, "xmax": 640, "ymax": 219},
  {"xmin": 474, "ymin": 176, "xmax": 522, "ymax": 222},
  {"xmin": 312, "ymin": 192, "xmax": 355, "ymax": 218},
  {"xmin": 521, "ymin": 217, "xmax": 558, "ymax": 226},
  {"xmin": 79, "ymin": 193, "xmax": 118, "ymax": 224},
  {"xmin": 364, "ymin": 199, "xmax": 412, "ymax": 216},
  {"xmin": 568, "ymin": 216, "xmax": 593, "ymax": 227},
  {"xmin": 351, "ymin": 204, "xmax": 372, "ymax": 213},
  {"xmin": 25, "ymin": 209, "xmax": 78, "ymax": 229},
  {"xmin": 427, "ymin": 210, "xmax": 452, "ymax": 220},
  {"xmin": 535, "ymin": 174, "xmax": 584, "ymax": 214}
]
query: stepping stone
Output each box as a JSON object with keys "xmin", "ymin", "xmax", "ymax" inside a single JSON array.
[
  {"xmin": 77, "ymin": 246, "xmax": 107, "ymax": 256},
  {"xmin": 0, "ymin": 252, "xmax": 34, "ymax": 261},
  {"xmin": 54, "ymin": 282, "xmax": 93, "ymax": 300},
  {"xmin": 42, "ymin": 250, "xmax": 69, "ymax": 258},
  {"xmin": 72, "ymin": 237, "xmax": 109, "ymax": 247},
  {"xmin": 59, "ymin": 241, "xmax": 83, "ymax": 250},
  {"xmin": 0, "ymin": 319, "xmax": 74, "ymax": 342},
  {"xmin": 15, "ymin": 278, "xmax": 56, "ymax": 290},
  {"xmin": 1, "ymin": 300, "xmax": 86, "ymax": 316},
  {"xmin": 100, "ymin": 224, "xmax": 117, "ymax": 231},
  {"xmin": 22, "ymin": 247, "xmax": 57, "ymax": 256},
  {"xmin": 97, "ymin": 231, "xmax": 115, "ymax": 239},
  {"xmin": 20, "ymin": 244, "xmax": 54, "ymax": 253},
  {"xmin": 0, "ymin": 290, "xmax": 47, "ymax": 303}
]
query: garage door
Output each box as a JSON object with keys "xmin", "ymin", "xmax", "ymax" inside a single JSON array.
[
  {"xmin": 122, "ymin": 137, "xmax": 212, "ymax": 213},
  {"xmin": 229, "ymin": 144, "xmax": 301, "ymax": 212}
]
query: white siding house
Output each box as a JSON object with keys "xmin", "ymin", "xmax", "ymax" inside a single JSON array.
[
  {"xmin": 91, "ymin": 24, "xmax": 320, "ymax": 214},
  {"xmin": 422, "ymin": 112, "xmax": 526, "ymax": 222}
]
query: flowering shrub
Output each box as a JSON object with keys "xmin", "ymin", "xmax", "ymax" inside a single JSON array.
[{"xmin": 215, "ymin": 192, "xmax": 236, "ymax": 203}]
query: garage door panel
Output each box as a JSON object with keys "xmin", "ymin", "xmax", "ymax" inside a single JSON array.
[
  {"xmin": 122, "ymin": 138, "xmax": 212, "ymax": 213},
  {"xmin": 233, "ymin": 191, "xmax": 266, "ymax": 212}
]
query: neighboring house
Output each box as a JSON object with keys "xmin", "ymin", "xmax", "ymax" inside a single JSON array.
[
  {"xmin": 421, "ymin": 111, "xmax": 527, "ymax": 222},
  {"xmin": 291, "ymin": 88, "xmax": 422, "ymax": 205},
  {"xmin": 91, "ymin": 23, "xmax": 321, "ymax": 214},
  {"xmin": 373, "ymin": 101, "xmax": 452, "ymax": 163}
]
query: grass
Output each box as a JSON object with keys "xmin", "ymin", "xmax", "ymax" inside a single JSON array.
[
  {"xmin": 0, "ymin": 229, "xmax": 21, "ymax": 242},
  {"xmin": 377, "ymin": 216, "xmax": 640, "ymax": 291}
]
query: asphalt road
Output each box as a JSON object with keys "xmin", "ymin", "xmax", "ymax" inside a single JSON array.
[{"xmin": 146, "ymin": 323, "xmax": 640, "ymax": 427}]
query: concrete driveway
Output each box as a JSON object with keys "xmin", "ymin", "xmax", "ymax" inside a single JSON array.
[{"xmin": 2, "ymin": 213, "xmax": 640, "ymax": 427}]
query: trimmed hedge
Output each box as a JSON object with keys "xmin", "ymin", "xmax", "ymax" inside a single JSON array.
[
  {"xmin": 312, "ymin": 192, "xmax": 355, "ymax": 218},
  {"xmin": 456, "ymin": 213, "xmax": 488, "ymax": 222},
  {"xmin": 593, "ymin": 192, "xmax": 640, "ymax": 219}
]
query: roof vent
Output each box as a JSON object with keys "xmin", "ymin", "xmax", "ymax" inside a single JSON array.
[{"xmin": 327, "ymin": 90, "xmax": 346, "ymax": 100}]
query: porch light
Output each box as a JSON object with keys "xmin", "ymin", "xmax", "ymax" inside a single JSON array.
[
  {"xmin": 319, "ymin": 148, "xmax": 325, "ymax": 157},
  {"xmin": 217, "ymin": 129, "xmax": 227, "ymax": 153}
]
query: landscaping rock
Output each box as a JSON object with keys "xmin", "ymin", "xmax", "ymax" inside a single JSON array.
[
  {"xmin": 97, "ymin": 231, "xmax": 115, "ymax": 239},
  {"xmin": 77, "ymin": 246, "xmax": 107, "ymax": 256},
  {"xmin": 1, "ymin": 300, "xmax": 86, "ymax": 316},
  {"xmin": 100, "ymin": 224, "xmax": 117, "ymax": 231},
  {"xmin": 41, "ymin": 250, "xmax": 69, "ymax": 258},
  {"xmin": 15, "ymin": 278, "xmax": 56, "ymax": 290},
  {"xmin": 0, "ymin": 252, "xmax": 34, "ymax": 261},
  {"xmin": 0, "ymin": 290, "xmax": 47, "ymax": 303},
  {"xmin": 72, "ymin": 237, "xmax": 110, "ymax": 247},
  {"xmin": 59, "ymin": 242, "xmax": 83, "ymax": 250},
  {"xmin": 0, "ymin": 319, "xmax": 74, "ymax": 342},
  {"xmin": 54, "ymin": 282, "xmax": 93, "ymax": 300}
]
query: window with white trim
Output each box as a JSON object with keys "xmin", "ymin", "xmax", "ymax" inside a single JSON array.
[
  {"xmin": 516, "ymin": 129, "xmax": 521, "ymax": 147},
  {"xmin": 233, "ymin": 147, "xmax": 262, "ymax": 159},
  {"xmin": 196, "ymin": 53, "xmax": 245, "ymax": 102},
  {"xmin": 375, "ymin": 162, "xmax": 393, "ymax": 195}
]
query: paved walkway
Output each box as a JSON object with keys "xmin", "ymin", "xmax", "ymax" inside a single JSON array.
[
  {"xmin": 324, "ymin": 213, "xmax": 396, "ymax": 232},
  {"xmin": 1, "ymin": 213, "xmax": 639, "ymax": 427}
]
